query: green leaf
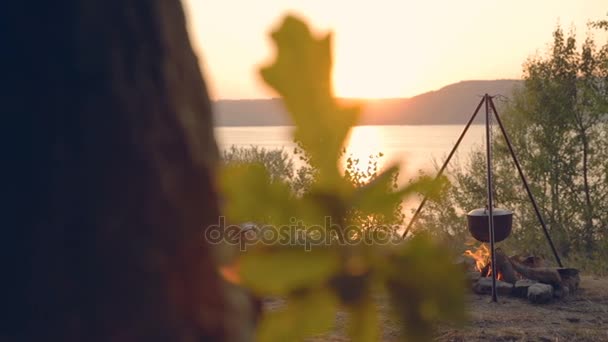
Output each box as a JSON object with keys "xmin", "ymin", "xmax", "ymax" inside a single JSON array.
[
  {"xmin": 256, "ymin": 290, "xmax": 338, "ymax": 342},
  {"xmin": 351, "ymin": 165, "xmax": 446, "ymax": 219},
  {"xmin": 218, "ymin": 14, "xmax": 468, "ymax": 342},
  {"xmin": 348, "ymin": 297, "xmax": 379, "ymax": 342},
  {"xmin": 399, "ymin": 174, "xmax": 447, "ymax": 201},
  {"xmin": 220, "ymin": 163, "xmax": 296, "ymax": 224},
  {"xmin": 383, "ymin": 235, "xmax": 466, "ymax": 341},
  {"xmin": 351, "ymin": 164, "xmax": 401, "ymax": 217},
  {"xmin": 240, "ymin": 248, "xmax": 339, "ymax": 296},
  {"xmin": 260, "ymin": 15, "xmax": 359, "ymax": 186}
]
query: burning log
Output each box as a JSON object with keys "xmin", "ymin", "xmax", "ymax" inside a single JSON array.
[
  {"xmin": 509, "ymin": 258, "xmax": 562, "ymax": 286},
  {"xmin": 480, "ymin": 263, "xmax": 491, "ymax": 277},
  {"xmin": 494, "ymin": 248, "xmax": 518, "ymax": 284},
  {"xmin": 464, "ymin": 245, "xmax": 516, "ymax": 283}
]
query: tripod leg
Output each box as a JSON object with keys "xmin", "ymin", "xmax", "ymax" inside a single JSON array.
[
  {"xmin": 488, "ymin": 97, "xmax": 563, "ymax": 267},
  {"xmin": 485, "ymin": 94, "xmax": 498, "ymax": 303},
  {"xmin": 401, "ymin": 97, "xmax": 486, "ymax": 239}
]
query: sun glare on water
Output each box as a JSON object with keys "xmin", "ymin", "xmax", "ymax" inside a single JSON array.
[{"xmin": 342, "ymin": 126, "xmax": 388, "ymax": 178}]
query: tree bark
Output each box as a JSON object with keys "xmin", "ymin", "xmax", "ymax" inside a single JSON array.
[{"xmin": 2, "ymin": 1, "xmax": 228, "ymax": 341}]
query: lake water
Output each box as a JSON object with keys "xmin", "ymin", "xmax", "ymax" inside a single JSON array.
[{"xmin": 215, "ymin": 125, "xmax": 486, "ymax": 184}]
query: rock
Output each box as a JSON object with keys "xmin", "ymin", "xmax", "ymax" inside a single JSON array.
[
  {"xmin": 467, "ymin": 271, "xmax": 481, "ymax": 285},
  {"xmin": 473, "ymin": 277, "xmax": 513, "ymax": 296},
  {"xmin": 513, "ymin": 279, "xmax": 537, "ymax": 298},
  {"xmin": 528, "ymin": 283, "xmax": 553, "ymax": 304},
  {"xmin": 554, "ymin": 285, "xmax": 570, "ymax": 299}
]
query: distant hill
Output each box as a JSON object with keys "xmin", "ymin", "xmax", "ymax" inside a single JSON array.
[{"xmin": 213, "ymin": 79, "xmax": 521, "ymax": 126}]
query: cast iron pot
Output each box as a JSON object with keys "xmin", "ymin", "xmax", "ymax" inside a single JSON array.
[{"xmin": 467, "ymin": 207, "xmax": 513, "ymax": 243}]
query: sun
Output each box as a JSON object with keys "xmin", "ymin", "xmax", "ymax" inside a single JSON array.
[{"xmin": 330, "ymin": 39, "xmax": 426, "ymax": 99}]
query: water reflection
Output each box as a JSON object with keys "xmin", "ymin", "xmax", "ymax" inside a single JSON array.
[
  {"xmin": 343, "ymin": 125, "xmax": 485, "ymax": 185},
  {"xmin": 216, "ymin": 125, "xmax": 485, "ymax": 213},
  {"xmin": 215, "ymin": 125, "xmax": 486, "ymax": 184},
  {"xmin": 342, "ymin": 126, "xmax": 388, "ymax": 180}
]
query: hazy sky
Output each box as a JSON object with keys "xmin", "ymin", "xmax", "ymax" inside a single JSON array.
[{"xmin": 184, "ymin": 1, "xmax": 606, "ymax": 99}]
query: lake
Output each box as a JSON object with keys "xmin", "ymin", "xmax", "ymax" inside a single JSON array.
[{"xmin": 215, "ymin": 125, "xmax": 486, "ymax": 184}]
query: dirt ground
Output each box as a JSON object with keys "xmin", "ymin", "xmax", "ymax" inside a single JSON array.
[
  {"xmin": 435, "ymin": 276, "xmax": 608, "ymax": 341},
  {"xmin": 266, "ymin": 276, "xmax": 608, "ymax": 341}
]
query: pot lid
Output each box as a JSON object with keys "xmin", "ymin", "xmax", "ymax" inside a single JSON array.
[{"xmin": 467, "ymin": 207, "xmax": 513, "ymax": 216}]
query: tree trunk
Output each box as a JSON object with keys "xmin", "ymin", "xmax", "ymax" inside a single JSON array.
[
  {"xmin": 580, "ymin": 131, "xmax": 595, "ymax": 251},
  {"xmin": 2, "ymin": 1, "xmax": 229, "ymax": 340}
]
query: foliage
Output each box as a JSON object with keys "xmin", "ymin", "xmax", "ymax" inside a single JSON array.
[
  {"xmin": 223, "ymin": 146, "xmax": 406, "ymax": 233},
  {"xmin": 222, "ymin": 145, "xmax": 313, "ymax": 195},
  {"xmin": 218, "ymin": 15, "xmax": 465, "ymax": 341},
  {"xmin": 344, "ymin": 152, "xmax": 406, "ymax": 232},
  {"xmin": 414, "ymin": 19, "xmax": 608, "ymax": 273},
  {"xmin": 222, "ymin": 145, "xmax": 294, "ymax": 182}
]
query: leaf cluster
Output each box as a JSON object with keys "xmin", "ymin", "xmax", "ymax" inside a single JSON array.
[{"xmin": 219, "ymin": 16, "xmax": 465, "ymax": 341}]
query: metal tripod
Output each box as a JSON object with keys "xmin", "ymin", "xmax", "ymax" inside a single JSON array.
[{"xmin": 400, "ymin": 94, "xmax": 564, "ymax": 302}]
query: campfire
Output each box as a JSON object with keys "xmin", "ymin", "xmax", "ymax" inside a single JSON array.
[
  {"xmin": 464, "ymin": 244, "xmax": 504, "ymax": 280},
  {"xmin": 462, "ymin": 244, "xmax": 580, "ymax": 304}
]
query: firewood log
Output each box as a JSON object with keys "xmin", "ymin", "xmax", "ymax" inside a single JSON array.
[
  {"xmin": 509, "ymin": 258, "xmax": 562, "ymax": 286},
  {"xmin": 480, "ymin": 262, "xmax": 491, "ymax": 277},
  {"xmin": 495, "ymin": 248, "xmax": 518, "ymax": 284}
]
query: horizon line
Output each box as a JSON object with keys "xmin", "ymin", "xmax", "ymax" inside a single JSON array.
[{"xmin": 210, "ymin": 78, "xmax": 522, "ymax": 102}]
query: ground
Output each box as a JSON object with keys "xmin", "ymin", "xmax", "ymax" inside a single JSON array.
[
  {"xmin": 265, "ymin": 276, "xmax": 608, "ymax": 341},
  {"xmin": 436, "ymin": 276, "xmax": 608, "ymax": 341}
]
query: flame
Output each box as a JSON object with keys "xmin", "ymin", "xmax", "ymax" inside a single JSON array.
[
  {"xmin": 463, "ymin": 244, "xmax": 503, "ymax": 280},
  {"xmin": 219, "ymin": 260, "xmax": 241, "ymax": 285},
  {"xmin": 464, "ymin": 244, "xmax": 490, "ymax": 273}
]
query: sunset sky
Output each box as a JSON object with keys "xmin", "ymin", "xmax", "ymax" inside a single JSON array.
[{"xmin": 183, "ymin": 0, "xmax": 607, "ymax": 99}]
